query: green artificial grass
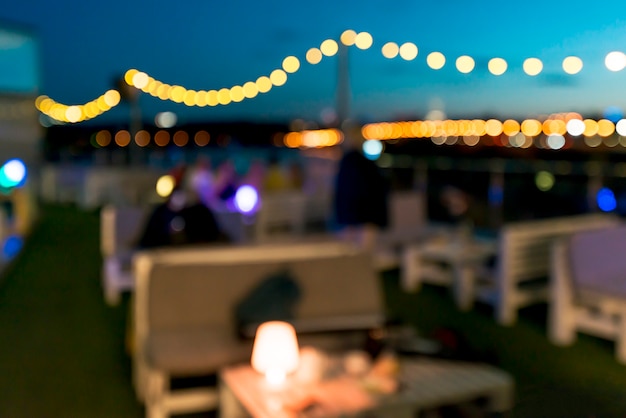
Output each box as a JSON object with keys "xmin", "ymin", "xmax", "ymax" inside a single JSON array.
[{"xmin": 1, "ymin": 204, "xmax": 625, "ymax": 417}]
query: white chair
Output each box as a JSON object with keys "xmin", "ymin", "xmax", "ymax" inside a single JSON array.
[
  {"xmin": 375, "ymin": 190, "xmax": 429, "ymax": 271},
  {"xmin": 253, "ymin": 191, "xmax": 307, "ymax": 243},
  {"xmin": 100, "ymin": 205, "xmax": 148, "ymax": 305},
  {"xmin": 549, "ymin": 224, "xmax": 626, "ymax": 363}
]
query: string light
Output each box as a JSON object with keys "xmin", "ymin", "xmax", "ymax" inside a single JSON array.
[
  {"xmin": 35, "ymin": 28, "xmax": 626, "ymax": 125},
  {"xmin": 361, "ymin": 114, "xmax": 626, "ymax": 150}
]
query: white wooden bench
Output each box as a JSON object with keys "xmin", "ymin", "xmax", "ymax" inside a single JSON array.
[
  {"xmin": 483, "ymin": 213, "xmax": 620, "ymax": 325},
  {"xmin": 402, "ymin": 213, "xmax": 620, "ymax": 326},
  {"xmin": 132, "ymin": 241, "xmax": 385, "ymax": 418},
  {"xmin": 549, "ymin": 224, "xmax": 626, "ymax": 363}
]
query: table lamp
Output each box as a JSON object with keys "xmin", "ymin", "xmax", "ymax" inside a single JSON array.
[{"xmin": 251, "ymin": 321, "xmax": 300, "ymax": 385}]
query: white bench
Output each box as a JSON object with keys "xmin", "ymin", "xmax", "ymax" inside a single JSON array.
[
  {"xmin": 549, "ymin": 224, "xmax": 626, "ymax": 363},
  {"xmin": 484, "ymin": 213, "xmax": 620, "ymax": 325},
  {"xmin": 100, "ymin": 204, "xmax": 249, "ymax": 305},
  {"xmin": 402, "ymin": 213, "xmax": 620, "ymax": 326},
  {"xmin": 100, "ymin": 205, "xmax": 148, "ymax": 306},
  {"xmin": 132, "ymin": 241, "xmax": 385, "ymax": 418}
]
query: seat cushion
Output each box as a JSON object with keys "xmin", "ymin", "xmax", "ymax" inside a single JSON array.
[
  {"xmin": 569, "ymin": 225, "xmax": 626, "ymax": 300},
  {"xmin": 145, "ymin": 326, "xmax": 253, "ymax": 375}
]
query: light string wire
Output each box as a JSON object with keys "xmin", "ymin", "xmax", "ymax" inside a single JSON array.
[{"xmin": 34, "ymin": 29, "xmax": 626, "ymax": 125}]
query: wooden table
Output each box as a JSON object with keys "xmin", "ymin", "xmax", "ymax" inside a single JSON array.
[
  {"xmin": 218, "ymin": 357, "xmax": 514, "ymax": 418},
  {"xmin": 402, "ymin": 236, "xmax": 497, "ymax": 311}
]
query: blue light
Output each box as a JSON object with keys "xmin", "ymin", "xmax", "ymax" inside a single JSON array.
[
  {"xmin": 603, "ymin": 106, "xmax": 623, "ymax": 123},
  {"xmin": 362, "ymin": 139, "xmax": 383, "ymax": 160},
  {"xmin": 2, "ymin": 235, "xmax": 23, "ymax": 260},
  {"xmin": 0, "ymin": 159, "xmax": 27, "ymax": 189},
  {"xmin": 234, "ymin": 185, "xmax": 259, "ymax": 214},
  {"xmin": 597, "ymin": 187, "xmax": 617, "ymax": 212}
]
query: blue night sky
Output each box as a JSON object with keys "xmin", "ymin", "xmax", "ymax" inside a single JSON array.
[{"xmin": 2, "ymin": 0, "xmax": 626, "ymax": 126}]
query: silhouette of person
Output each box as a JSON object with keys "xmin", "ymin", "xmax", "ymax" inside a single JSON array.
[
  {"xmin": 333, "ymin": 126, "xmax": 389, "ymax": 251},
  {"xmin": 137, "ymin": 184, "xmax": 227, "ymax": 249}
]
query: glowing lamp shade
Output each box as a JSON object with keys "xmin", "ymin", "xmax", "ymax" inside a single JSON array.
[{"xmin": 251, "ymin": 321, "xmax": 300, "ymax": 385}]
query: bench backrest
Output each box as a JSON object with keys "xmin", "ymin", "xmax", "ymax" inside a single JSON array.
[
  {"xmin": 254, "ymin": 191, "xmax": 308, "ymax": 242},
  {"xmin": 133, "ymin": 241, "xmax": 384, "ymax": 337},
  {"xmin": 497, "ymin": 213, "xmax": 620, "ymax": 282},
  {"xmin": 100, "ymin": 205, "xmax": 148, "ymax": 257}
]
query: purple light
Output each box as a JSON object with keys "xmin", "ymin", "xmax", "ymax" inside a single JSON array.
[{"xmin": 234, "ymin": 185, "xmax": 259, "ymax": 214}]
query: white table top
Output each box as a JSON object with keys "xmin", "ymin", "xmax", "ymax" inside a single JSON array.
[{"xmin": 220, "ymin": 356, "xmax": 514, "ymax": 418}]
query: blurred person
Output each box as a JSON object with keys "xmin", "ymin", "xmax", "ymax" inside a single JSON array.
[
  {"xmin": 186, "ymin": 155, "xmax": 217, "ymax": 209},
  {"xmin": 137, "ymin": 177, "xmax": 228, "ymax": 249},
  {"xmin": 263, "ymin": 155, "xmax": 290, "ymax": 192},
  {"xmin": 213, "ymin": 159, "xmax": 239, "ymax": 204},
  {"xmin": 333, "ymin": 125, "xmax": 389, "ymax": 252},
  {"xmin": 287, "ymin": 160, "xmax": 304, "ymax": 191},
  {"xmin": 241, "ymin": 159, "xmax": 266, "ymax": 191}
]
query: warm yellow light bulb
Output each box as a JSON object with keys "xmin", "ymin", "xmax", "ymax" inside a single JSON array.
[
  {"xmin": 354, "ymin": 32, "xmax": 373, "ymax": 50},
  {"xmin": 340, "ymin": 29, "xmax": 357, "ymax": 46},
  {"xmin": 282, "ymin": 56, "xmax": 300, "ymax": 73},
  {"xmin": 381, "ymin": 42, "xmax": 399, "ymax": 59},
  {"xmin": 523, "ymin": 58, "xmax": 543, "ymax": 76},
  {"xmin": 306, "ymin": 48, "xmax": 323, "ymax": 64},
  {"xmin": 320, "ymin": 39, "xmax": 339, "ymax": 56}
]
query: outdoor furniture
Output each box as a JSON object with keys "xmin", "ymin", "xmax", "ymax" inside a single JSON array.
[
  {"xmin": 219, "ymin": 356, "xmax": 514, "ymax": 418},
  {"xmin": 402, "ymin": 213, "xmax": 620, "ymax": 325},
  {"xmin": 253, "ymin": 191, "xmax": 308, "ymax": 243},
  {"xmin": 549, "ymin": 224, "xmax": 626, "ymax": 363},
  {"xmin": 402, "ymin": 235, "xmax": 497, "ymax": 311},
  {"xmin": 132, "ymin": 241, "xmax": 384, "ymax": 418},
  {"xmin": 100, "ymin": 204, "xmax": 148, "ymax": 306},
  {"xmin": 485, "ymin": 213, "xmax": 621, "ymax": 325},
  {"xmin": 375, "ymin": 190, "xmax": 430, "ymax": 271}
]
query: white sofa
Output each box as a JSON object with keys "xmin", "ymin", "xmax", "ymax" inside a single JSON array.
[{"xmin": 132, "ymin": 240, "xmax": 385, "ymax": 418}]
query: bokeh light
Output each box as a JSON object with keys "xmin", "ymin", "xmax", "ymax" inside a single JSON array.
[
  {"xmin": 381, "ymin": 42, "xmax": 399, "ymax": 59},
  {"xmin": 488, "ymin": 58, "xmax": 507, "ymax": 75},
  {"xmin": 155, "ymin": 111, "xmax": 177, "ymax": 128},
  {"xmin": 320, "ymin": 39, "xmax": 339, "ymax": 56},
  {"xmin": 566, "ymin": 119, "xmax": 585, "ymax": 136},
  {"xmin": 523, "ymin": 58, "xmax": 543, "ymax": 76},
  {"xmin": 535, "ymin": 171, "xmax": 555, "ymax": 191},
  {"xmin": 156, "ymin": 175, "xmax": 176, "ymax": 198},
  {"xmin": 0, "ymin": 159, "xmax": 27, "ymax": 188},
  {"xmin": 546, "ymin": 134, "xmax": 565, "ymax": 150},
  {"xmin": 282, "ymin": 56, "xmax": 300, "ymax": 73},
  {"xmin": 340, "ymin": 29, "xmax": 357, "ymax": 46},
  {"xmin": 427, "ymin": 52, "xmax": 446, "ymax": 70},
  {"xmin": 616, "ymin": 119, "xmax": 626, "ymax": 136},
  {"xmin": 562, "ymin": 56, "xmax": 583, "ymax": 74},
  {"xmin": 362, "ymin": 139, "xmax": 383, "ymax": 160},
  {"xmin": 306, "ymin": 48, "xmax": 323, "ymax": 64},
  {"xmin": 605, "ymin": 51, "xmax": 626, "ymax": 71},
  {"xmin": 456, "ymin": 55, "xmax": 475, "ymax": 73},
  {"xmin": 399, "ymin": 42, "xmax": 418, "ymax": 60},
  {"xmin": 354, "ymin": 32, "xmax": 373, "ymax": 50},
  {"xmin": 234, "ymin": 185, "xmax": 259, "ymax": 214},
  {"xmin": 2, "ymin": 235, "xmax": 23, "ymax": 260},
  {"xmin": 597, "ymin": 187, "xmax": 617, "ymax": 212}
]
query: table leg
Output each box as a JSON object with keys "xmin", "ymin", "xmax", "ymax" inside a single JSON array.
[
  {"xmin": 401, "ymin": 246, "xmax": 422, "ymax": 293},
  {"xmin": 453, "ymin": 263, "xmax": 476, "ymax": 311}
]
